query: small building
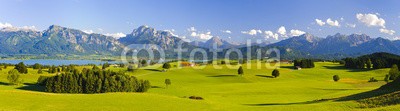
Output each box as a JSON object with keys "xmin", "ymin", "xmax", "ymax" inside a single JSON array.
[{"xmin": 295, "ymin": 66, "xmax": 302, "ymax": 70}]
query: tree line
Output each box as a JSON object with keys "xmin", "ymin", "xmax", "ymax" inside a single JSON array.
[
  {"xmin": 39, "ymin": 67, "xmax": 151, "ymax": 93},
  {"xmin": 343, "ymin": 52, "xmax": 400, "ymax": 69},
  {"xmin": 293, "ymin": 59, "xmax": 315, "ymax": 68}
]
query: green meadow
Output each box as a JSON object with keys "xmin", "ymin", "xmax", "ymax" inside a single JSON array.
[{"xmin": 0, "ymin": 62, "xmax": 398, "ymax": 111}]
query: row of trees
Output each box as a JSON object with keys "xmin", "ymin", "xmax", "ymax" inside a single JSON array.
[
  {"xmin": 40, "ymin": 68, "xmax": 151, "ymax": 93},
  {"xmin": 343, "ymin": 58, "xmax": 375, "ymax": 69},
  {"xmin": 344, "ymin": 52, "xmax": 400, "ymax": 69},
  {"xmin": 294, "ymin": 59, "xmax": 315, "ymax": 68}
]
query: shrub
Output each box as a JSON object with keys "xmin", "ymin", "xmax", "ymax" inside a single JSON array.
[
  {"xmin": 127, "ymin": 65, "xmax": 134, "ymax": 72},
  {"xmin": 384, "ymin": 75, "xmax": 390, "ymax": 83},
  {"xmin": 272, "ymin": 69, "xmax": 280, "ymax": 78},
  {"xmin": 189, "ymin": 96, "xmax": 204, "ymax": 100},
  {"xmin": 368, "ymin": 77, "xmax": 378, "ymax": 82},
  {"xmin": 333, "ymin": 75, "xmax": 340, "ymax": 82},
  {"xmin": 162, "ymin": 63, "xmax": 171, "ymax": 71},
  {"xmin": 14, "ymin": 62, "xmax": 28, "ymax": 74},
  {"xmin": 7, "ymin": 69, "xmax": 22, "ymax": 85},
  {"xmin": 38, "ymin": 68, "xmax": 43, "ymax": 74},
  {"xmin": 37, "ymin": 76, "xmax": 49, "ymax": 86},
  {"xmin": 165, "ymin": 79, "xmax": 171, "ymax": 88},
  {"xmin": 238, "ymin": 66, "xmax": 243, "ymax": 76}
]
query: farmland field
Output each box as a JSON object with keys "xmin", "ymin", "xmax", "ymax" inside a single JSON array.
[{"xmin": 0, "ymin": 62, "xmax": 398, "ymax": 111}]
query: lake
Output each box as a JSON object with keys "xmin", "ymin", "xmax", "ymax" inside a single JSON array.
[{"xmin": 0, "ymin": 59, "xmax": 119, "ymax": 66}]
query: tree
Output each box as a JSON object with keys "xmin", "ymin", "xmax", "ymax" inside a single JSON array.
[
  {"xmin": 33, "ymin": 63, "xmax": 42, "ymax": 69},
  {"xmin": 141, "ymin": 60, "xmax": 147, "ymax": 67},
  {"xmin": 162, "ymin": 63, "xmax": 171, "ymax": 71},
  {"xmin": 127, "ymin": 65, "xmax": 134, "ymax": 72},
  {"xmin": 238, "ymin": 66, "xmax": 244, "ymax": 76},
  {"xmin": 165, "ymin": 79, "xmax": 171, "ymax": 89},
  {"xmin": 102, "ymin": 62, "xmax": 110, "ymax": 70},
  {"xmin": 366, "ymin": 58, "xmax": 372, "ymax": 69},
  {"xmin": 7, "ymin": 69, "xmax": 22, "ymax": 85},
  {"xmin": 389, "ymin": 64, "xmax": 399, "ymax": 80},
  {"xmin": 38, "ymin": 68, "xmax": 43, "ymax": 74},
  {"xmin": 384, "ymin": 74, "xmax": 390, "ymax": 83},
  {"xmin": 272, "ymin": 69, "xmax": 280, "ymax": 78},
  {"xmin": 333, "ymin": 75, "xmax": 340, "ymax": 82},
  {"xmin": 14, "ymin": 62, "xmax": 28, "ymax": 74}
]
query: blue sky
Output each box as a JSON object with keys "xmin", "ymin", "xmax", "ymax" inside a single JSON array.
[{"xmin": 1, "ymin": 0, "xmax": 400, "ymax": 43}]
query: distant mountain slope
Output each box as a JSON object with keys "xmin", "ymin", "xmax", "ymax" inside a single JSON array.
[
  {"xmin": 190, "ymin": 36, "xmax": 237, "ymax": 49},
  {"xmin": 0, "ymin": 25, "xmax": 123, "ymax": 55},
  {"xmin": 118, "ymin": 25, "xmax": 195, "ymax": 50},
  {"xmin": 268, "ymin": 33, "xmax": 400, "ymax": 57}
]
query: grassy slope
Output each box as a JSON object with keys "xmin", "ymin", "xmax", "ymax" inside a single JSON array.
[{"xmin": 0, "ymin": 62, "xmax": 398, "ymax": 111}]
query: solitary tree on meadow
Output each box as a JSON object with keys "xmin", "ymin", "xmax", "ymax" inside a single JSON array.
[
  {"xmin": 162, "ymin": 63, "xmax": 171, "ymax": 71},
  {"xmin": 238, "ymin": 66, "xmax": 244, "ymax": 76},
  {"xmin": 272, "ymin": 69, "xmax": 280, "ymax": 78},
  {"xmin": 333, "ymin": 75, "xmax": 340, "ymax": 82},
  {"xmin": 165, "ymin": 79, "xmax": 171, "ymax": 89},
  {"xmin": 7, "ymin": 69, "xmax": 22, "ymax": 85}
]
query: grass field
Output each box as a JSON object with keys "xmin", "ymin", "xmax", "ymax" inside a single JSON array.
[{"xmin": 0, "ymin": 62, "xmax": 399, "ymax": 111}]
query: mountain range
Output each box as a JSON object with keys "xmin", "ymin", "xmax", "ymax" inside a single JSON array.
[{"xmin": 1, "ymin": 25, "xmax": 400, "ymax": 59}]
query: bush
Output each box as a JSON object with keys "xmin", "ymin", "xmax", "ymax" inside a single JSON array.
[
  {"xmin": 162, "ymin": 63, "xmax": 171, "ymax": 71},
  {"xmin": 14, "ymin": 62, "xmax": 28, "ymax": 74},
  {"xmin": 37, "ymin": 76, "xmax": 49, "ymax": 86},
  {"xmin": 272, "ymin": 69, "xmax": 280, "ymax": 78},
  {"xmin": 189, "ymin": 96, "xmax": 204, "ymax": 100},
  {"xmin": 238, "ymin": 66, "xmax": 243, "ymax": 76},
  {"xmin": 333, "ymin": 75, "xmax": 340, "ymax": 82},
  {"xmin": 127, "ymin": 65, "xmax": 134, "ymax": 72},
  {"xmin": 32, "ymin": 63, "xmax": 42, "ymax": 69},
  {"xmin": 165, "ymin": 79, "xmax": 171, "ymax": 88},
  {"xmin": 368, "ymin": 77, "xmax": 378, "ymax": 82},
  {"xmin": 7, "ymin": 69, "xmax": 22, "ymax": 85},
  {"xmin": 38, "ymin": 68, "xmax": 43, "ymax": 74}
]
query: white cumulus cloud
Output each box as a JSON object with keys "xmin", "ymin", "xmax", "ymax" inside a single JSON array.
[
  {"xmin": 379, "ymin": 28, "xmax": 395, "ymax": 35},
  {"xmin": 264, "ymin": 31, "xmax": 279, "ymax": 40},
  {"xmin": 315, "ymin": 19, "xmax": 326, "ymax": 26},
  {"xmin": 290, "ymin": 29, "xmax": 306, "ymax": 36},
  {"xmin": 190, "ymin": 31, "xmax": 213, "ymax": 40},
  {"xmin": 277, "ymin": 26, "xmax": 286, "ymax": 35},
  {"xmin": 0, "ymin": 22, "xmax": 13, "ymax": 28},
  {"xmin": 104, "ymin": 32, "xmax": 126, "ymax": 39},
  {"xmin": 241, "ymin": 29, "xmax": 262, "ymax": 36},
  {"xmin": 326, "ymin": 18, "xmax": 340, "ymax": 27},
  {"xmin": 356, "ymin": 13, "xmax": 386, "ymax": 28}
]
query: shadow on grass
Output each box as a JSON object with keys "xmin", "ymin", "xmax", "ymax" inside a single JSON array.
[
  {"xmin": 336, "ymin": 88, "xmax": 397, "ymax": 101},
  {"xmin": 0, "ymin": 81, "xmax": 9, "ymax": 85},
  {"xmin": 16, "ymin": 84, "xmax": 46, "ymax": 92},
  {"xmin": 313, "ymin": 88, "xmax": 364, "ymax": 91},
  {"xmin": 279, "ymin": 66, "xmax": 294, "ymax": 69},
  {"xmin": 244, "ymin": 98, "xmax": 335, "ymax": 106},
  {"xmin": 323, "ymin": 66, "xmax": 376, "ymax": 72},
  {"xmin": 151, "ymin": 86, "xmax": 163, "ymax": 88},
  {"xmin": 255, "ymin": 75, "xmax": 274, "ymax": 78},
  {"xmin": 207, "ymin": 75, "xmax": 237, "ymax": 77},
  {"xmin": 144, "ymin": 69, "xmax": 161, "ymax": 72}
]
